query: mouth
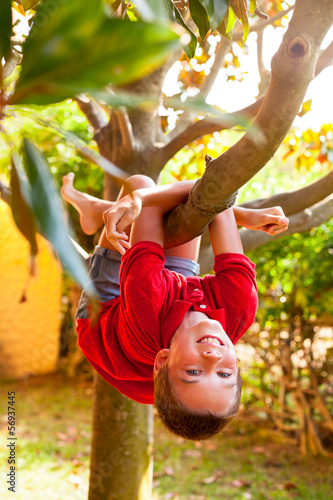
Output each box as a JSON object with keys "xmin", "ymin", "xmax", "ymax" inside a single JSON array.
[{"xmin": 197, "ymin": 335, "xmax": 224, "ymax": 346}]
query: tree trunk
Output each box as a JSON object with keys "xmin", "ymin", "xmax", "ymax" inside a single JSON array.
[
  {"xmin": 89, "ymin": 374, "xmax": 153, "ymax": 500},
  {"xmin": 88, "ymin": 67, "xmax": 172, "ymax": 500}
]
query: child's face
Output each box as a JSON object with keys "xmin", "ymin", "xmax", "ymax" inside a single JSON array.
[{"xmin": 166, "ymin": 314, "xmax": 238, "ymax": 416}]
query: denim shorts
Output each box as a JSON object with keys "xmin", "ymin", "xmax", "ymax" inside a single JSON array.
[{"xmin": 76, "ymin": 246, "xmax": 200, "ymax": 319}]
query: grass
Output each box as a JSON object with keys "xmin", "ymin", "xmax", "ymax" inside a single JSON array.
[{"xmin": 0, "ymin": 373, "xmax": 332, "ymax": 500}]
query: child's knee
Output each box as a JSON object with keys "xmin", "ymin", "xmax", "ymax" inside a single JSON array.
[{"xmin": 127, "ymin": 175, "xmax": 155, "ymax": 191}]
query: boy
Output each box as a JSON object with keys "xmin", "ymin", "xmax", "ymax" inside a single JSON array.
[{"xmin": 61, "ymin": 173, "xmax": 288, "ymax": 440}]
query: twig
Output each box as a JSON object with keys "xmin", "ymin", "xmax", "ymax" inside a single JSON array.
[
  {"xmin": 75, "ymin": 95, "xmax": 108, "ymax": 130},
  {"xmin": 199, "ymin": 37, "xmax": 231, "ymax": 101},
  {"xmin": 233, "ymin": 5, "xmax": 295, "ymax": 41},
  {"xmin": 315, "ymin": 40, "xmax": 333, "ymax": 76},
  {"xmin": 160, "ymin": 98, "xmax": 263, "ymax": 165},
  {"xmin": 2, "ymin": 50, "xmax": 21, "ymax": 80},
  {"xmin": 256, "ymin": 28, "xmax": 271, "ymax": 96},
  {"xmin": 114, "ymin": 108, "xmax": 136, "ymax": 156}
]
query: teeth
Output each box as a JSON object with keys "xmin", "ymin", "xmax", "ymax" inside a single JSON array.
[{"xmin": 198, "ymin": 337, "xmax": 221, "ymax": 345}]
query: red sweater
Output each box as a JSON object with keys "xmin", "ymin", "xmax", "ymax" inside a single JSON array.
[{"xmin": 77, "ymin": 241, "xmax": 258, "ymax": 404}]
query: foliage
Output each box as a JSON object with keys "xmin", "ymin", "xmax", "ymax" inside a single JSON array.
[
  {"xmin": 240, "ymin": 222, "xmax": 333, "ymax": 452},
  {"xmin": 11, "ymin": 0, "xmax": 179, "ymax": 105},
  {"xmin": 284, "ymin": 123, "xmax": 333, "ymax": 171},
  {"xmin": 0, "ymin": 0, "xmax": 181, "ymax": 290}
]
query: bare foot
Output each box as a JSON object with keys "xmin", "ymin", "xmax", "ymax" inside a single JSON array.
[{"xmin": 61, "ymin": 173, "xmax": 112, "ymax": 235}]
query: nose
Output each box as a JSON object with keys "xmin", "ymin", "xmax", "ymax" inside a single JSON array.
[{"xmin": 201, "ymin": 350, "xmax": 222, "ymax": 360}]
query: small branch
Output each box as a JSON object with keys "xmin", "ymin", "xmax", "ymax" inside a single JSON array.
[
  {"xmin": 199, "ymin": 37, "xmax": 231, "ymax": 101},
  {"xmin": 114, "ymin": 108, "xmax": 136, "ymax": 156},
  {"xmin": 256, "ymin": 29, "xmax": 271, "ymax": 96},
  {"xmin": 75, "ymin": 96, "xmax": 108, "ymax": 130},
  {"xmin": 233, "ymin": 5, "xmax": 295, "ymax": 42},
  {"xmin": 241, "ymin": 170, "xmax": 333, "ymax": 216},
  {"xmin": 160, "ymin": 98, "xmax": 263, "ymax": 165},
  {"xmin": 315, "ymin": 40, "xmax": 333, "ymax": 76},
  {"xmin": 2, "ymin": 50, "xmax": 21, "ymax": 80}
]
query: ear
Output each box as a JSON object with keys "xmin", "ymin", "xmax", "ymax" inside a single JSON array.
[{"xmin": 154, "ymin": 348, "xmax": 170, "ymax": 375}]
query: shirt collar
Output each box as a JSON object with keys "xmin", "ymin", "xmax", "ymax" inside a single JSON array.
[{"xmin": 161, "ymin": 300, "xmax": 226, "ymax": 349}]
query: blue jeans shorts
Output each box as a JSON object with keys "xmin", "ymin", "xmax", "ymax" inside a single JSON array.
[{"xmin": 76, "ymin": 246, "xmax": 200, "ymax": 319}]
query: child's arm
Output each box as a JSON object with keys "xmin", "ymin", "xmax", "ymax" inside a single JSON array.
[
  {"xmin": 103, "ymin": 181, "xmax": 195, "ymax": 253},
  {"xmin": 233, "ymin": 206, "xmax": 289, "ymax": 235},
  {"xmin": 209, "ymin": 205, "xmax": 289, "ymax": 257},
  {"xmin": 209, "ymin": 209, "xmax": 244, "ymax": 257}
]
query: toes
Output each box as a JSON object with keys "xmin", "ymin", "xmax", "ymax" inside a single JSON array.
[{"xmin": 63, "ymin": 172, "xmax": 75, "ymax": 185}]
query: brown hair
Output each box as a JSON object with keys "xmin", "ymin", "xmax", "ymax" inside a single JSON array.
[{"xmin": 154, "ymin": 364, "xmax": 242, "ymax": 441}]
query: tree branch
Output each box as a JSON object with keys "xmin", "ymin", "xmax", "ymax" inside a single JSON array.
[
  {"xmin": 159, "ymin": 98, "xmax": 263, "ymax": 165},
  {"xmin": 163, "ymin": 7, "xmax": 294, "ymax": 153},
  {"xmin": 114, "ymin": 108, "xmax": 136, "ymax": 156},
  {"xmin": 166, "ymin": 37, "xmax": 232, "ymax": 143},
  {"xmin": 2, "ymin": 50, "xmax": 21, "ymax": 80},
  {"xmin": 198, "ymin": 195, "xmax": 333, "ymax": 273},
  {"xmin": 157, "ymin": 28, "xmax": 333, "ymax": 170},
  {"xmin": 199, "ymin": 37, "xmax": 231, "ymax": 101},
  {"xmin": 256, "ymin": 28, "xmax": 271, "ymax": 96},
  {"xmin": 163, "ymin": 0, "xmax": 333, "ymax": 247},
  {"xmin": 75, "ymin": 96, "xmax": 108, "ymax": 130},
  {"xmin": 315, "ymin": 40, "xmax": 333, "ymax": 76},
  {"xmin": 241, "ymin": 169, "xmax": 333, "ymax": 216},
  {"xmin": 233, "ymin": 5, "xmax": 295, "ymax": 42}
]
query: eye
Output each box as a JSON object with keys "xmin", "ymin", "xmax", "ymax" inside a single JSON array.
[
  {"xmin": 217, "ymin": 372, "xmax": 231, "ymax": 378},
  {"xmin": 186, "ymin": 370, "xmax": 201, "ymax": 376}
]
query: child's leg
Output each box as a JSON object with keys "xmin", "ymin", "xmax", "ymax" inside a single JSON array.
[
  {"xmin": 163, "ymin": 238, "xmax": 202, "ymax": 278},
  {"xmin": 98, "ymin": 175, "xmax": 156, "ymax": 251},
  {"xmin": 75, "ymin": 174, "xmax": 156, "ymax": 319},
  {"xmin": 61, "ymin": 173, "xmax": 113, "ymax": 234},
  {"xmin": 163, "ymin": 237, "xmax": 201, "ymax": 263}
]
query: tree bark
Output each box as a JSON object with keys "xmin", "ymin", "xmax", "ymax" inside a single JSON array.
[
  {"xmin": 87, "ymin": 67, "xmax": 171, "ymax": 500},
  {"xmin": 88, "ymin": 374, "xmax": 153, "ymax": 500},
  {"xmin": 163, "ymin": 0, "xmax": 333, "ymax": 247}
]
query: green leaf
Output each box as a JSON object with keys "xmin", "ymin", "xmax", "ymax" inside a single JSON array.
[
  {"xmin": 189, "ymin": 0, "xmax": 211, "ymax": 41},
  {"xmin": 164, "ymin": 0, "xmax": 197, "ymax": 58},
  {"xmin": 226, "ymin": 5, "xmax": 237, "ymax": 33},
  {"xmin": 11, "ymin": 0, "xmax": 179, "ymax": 105},
  {"xmin": 58, "ymin": 129, "xmax": 130, "ymax": 186},
  {"xmin": 0, "ymin": 0, "xmax": 12, "ymax": 64},
  {"xmin": 133, "ymin": 0, "xmax": 168, "ymax": 22},
  {"xmin": 22, "ymin": 139, "xmax": 95, "ymax": 295},
  {"xmin": 217, "ymin": 6, "xmax": 236, "ymax": 40},
  {"xmin": 10, "ymin": 153, "xmax": 38, "ymax": 263},
  {"xmin": 249, "ymin": 0, "xmax": 257, "ymax": 14},
  {"xmin": 298, "ymin": 99, "xmax": 312, "ymax": 118},
  {"xmin": 230, "ymin": 0, "xmax": 249, "ymax": 42},
  {"xmin": 22, "ymin": 0, "xmax": 40, "ymax": 11},
  {"xmin": 200, "ymin": 0, "xmax": 229, "ymax": 32}
]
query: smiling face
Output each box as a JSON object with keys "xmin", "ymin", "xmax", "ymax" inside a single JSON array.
[{"xmin": 154, "ymin": 311, "xmax": 238, "ymax": 416}]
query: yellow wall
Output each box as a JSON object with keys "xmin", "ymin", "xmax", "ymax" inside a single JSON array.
[{"xmin": 0, "ymin": 200, "xmax": 62, "ymax": 378}]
